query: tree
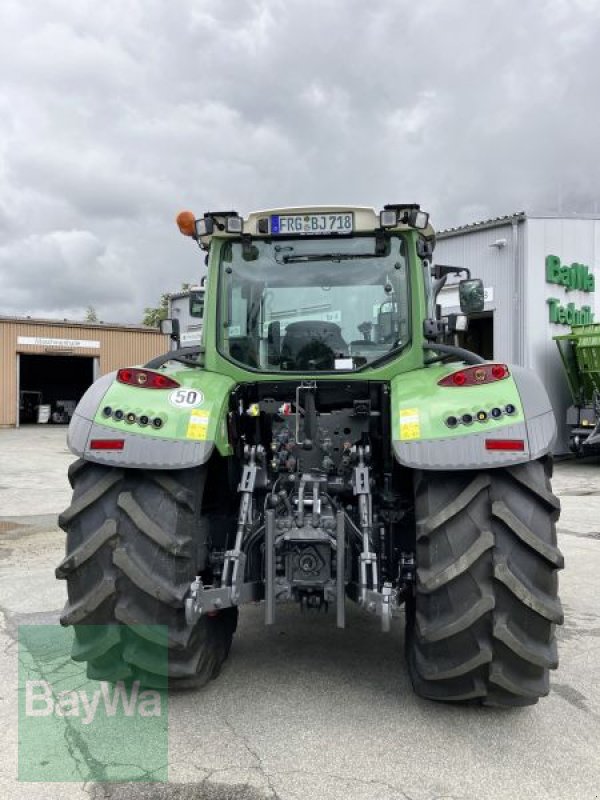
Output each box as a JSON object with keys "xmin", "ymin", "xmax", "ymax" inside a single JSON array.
[
  {"xmin": 142, "ymin": 293, "xmax": 169, "ymax": 327},
  {"xmin": 142, "ymin": 284, "xmax": 191, "ymax": 327},
  {"xmin": 85, "ymin": 305, "xmax": 99, "ymax": 323}
]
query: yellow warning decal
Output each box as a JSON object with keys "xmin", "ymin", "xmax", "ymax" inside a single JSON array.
[
  {"xmin": 186, "ymin": 410, "xmax": 210, "ymax": 440},
  {"xmin": 399, "ymin": 407, "xmax": 421, "ymax": 440}
]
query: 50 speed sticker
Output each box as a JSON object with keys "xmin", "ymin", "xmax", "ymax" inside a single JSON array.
[
  {"xmin": 399, "ymin": 407, "xmax": 421, "ymax": 441},
  {"xmin": 169, "ymin": 388, "xmax": 204, "ymax": 408}
]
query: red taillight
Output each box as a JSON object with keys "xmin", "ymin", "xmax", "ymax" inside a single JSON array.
[
  {"xmin": 117, "ymin": 368, "xmax": 179, "ymax": 389},
  {"xmin": 90, "ymin": 439, "xmax": 125, "ymax": 450},
  {"xmin": 438, "ymin": 364, "xmax": 510, "ymax": 387},
  {"xmin": 485, "ymin": 439, "xmax": 525, "ymax": 451}
]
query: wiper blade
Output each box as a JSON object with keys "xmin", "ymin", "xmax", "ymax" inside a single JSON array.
[
  {"xmin": 363, "ymin": 340, "xmax": 407, "ymax": 369},
  {"xmin": 281, "ymin": 253, "xmax": 380, "ymax": 264}
]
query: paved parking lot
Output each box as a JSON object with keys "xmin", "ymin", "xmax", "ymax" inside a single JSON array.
[{"xmin": 1, "ymin": 427, "xmax": 599, "ymax": 800}]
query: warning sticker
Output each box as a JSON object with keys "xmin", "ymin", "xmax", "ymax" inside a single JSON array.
[
  {"xmin": 186, "ymin": 410, "xmax": 210, "ymax": 440},
  {"xmin": 399, "ymin": 408, "xmax": 421, "ymax": 440}
]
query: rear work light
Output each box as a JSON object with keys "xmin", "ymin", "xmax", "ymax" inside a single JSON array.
[
  {"xmin": 485, "ymin": 439, "xmax": 525, "ymax": 451},
  {"xmin": 117, "ymin": 368, "xmax": 180, "ymax": 389},
  {"xmin": 438, "ymin": 363, "xmax": 510, "ymax": 387},
  {"xmin": 90, "ymin": 439, "xmax": 125, "ymax": 450}
]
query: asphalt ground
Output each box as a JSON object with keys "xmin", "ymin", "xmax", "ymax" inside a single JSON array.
[{"xmin": 0, "ymin": 426, "xmax": 599, "ymax": 800}]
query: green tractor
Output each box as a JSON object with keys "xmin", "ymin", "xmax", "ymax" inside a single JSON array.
[{"xmin": 57, "ymin": 204, "xmax": 563, "ymax": 706}]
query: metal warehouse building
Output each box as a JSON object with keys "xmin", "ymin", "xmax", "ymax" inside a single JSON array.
[
  {"xmin": 0, "ymin": 317, "xmax": 167, "ymax": 427},
  {"xmin": 435, "ymin": 212, "xmax": 600, "ymax": 451}
]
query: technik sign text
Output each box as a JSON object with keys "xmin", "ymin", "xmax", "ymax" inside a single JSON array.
[{"xmin": 545, "ymin": 254, "xmax": 595, "ymax": 326}]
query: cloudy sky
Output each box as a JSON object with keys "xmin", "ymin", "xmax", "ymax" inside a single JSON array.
[{"xmin": 1, "ymin": 0, "xmax": 599, "ymax": 324}]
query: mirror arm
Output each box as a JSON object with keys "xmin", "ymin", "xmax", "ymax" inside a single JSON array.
[
  {"xmin": 423, "ymin": 342, "xmax": 485, "ymax": 365},
  {"xmin": 432, "ymin": 273, "xmax": 448, "ymax": 306},
  {"xmin": 145, "ymin": 346, "xmax": 205, "ymax": 369},
  {"xmin": 433, "ymin": 264, "xmax": 471, "ymax": 280}
]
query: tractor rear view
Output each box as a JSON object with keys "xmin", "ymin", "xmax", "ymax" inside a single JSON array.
[{"xmin": 56, "ymin": 204, "xmax": 563, "ymax": 706}]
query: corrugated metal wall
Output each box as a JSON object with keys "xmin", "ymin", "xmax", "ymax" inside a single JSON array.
[
  {"xmin": 525, "ymin": 217, "xmax": 600, "ymax": 451},
  {"xmin": 433, "ymin": 215, "xmax": 600, "ymax": 453},
  {"xmin": 434, "ymin": 219, "xmax": 523, "ymax": 363},
  {"xmin": 0, "ymin": 319, "xmax": 168, "ymax": 426}
]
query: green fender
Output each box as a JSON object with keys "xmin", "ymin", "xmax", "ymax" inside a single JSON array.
[
  {"xmin": 67, "ymin": 366, "xmax": 235, "ymax": 469},
  {"xmin": 391, "ymin": 363, "xmax": 556, "ymax": 470}
]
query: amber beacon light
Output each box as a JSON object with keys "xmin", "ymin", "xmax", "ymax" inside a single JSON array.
[{"xmin": 176, "ymin": 210, "xmax": 197, "ymax": 237}]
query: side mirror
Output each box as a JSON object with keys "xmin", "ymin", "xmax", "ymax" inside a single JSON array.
[
  {"xmin": 189, "ymin": 290, "xmax": 205, "ymax": 319},
  {"xmin": 160, "ymin": 317, "xmax": 181, "ymax": 344},
  {"xmin": 459, "ymin": 279, "xmax": 485, "ymax": 314}
]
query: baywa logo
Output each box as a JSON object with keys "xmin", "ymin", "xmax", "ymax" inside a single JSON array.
[
  {"xmin": 19, "ymin": 625, "xmax": 168, "ymax": 782},
  {"xmin": 25, "ymin": 679, "xmax": 162, "ymax": 725}
]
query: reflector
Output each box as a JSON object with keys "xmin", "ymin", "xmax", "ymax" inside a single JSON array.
[
  {"xmin": 90, "ymin": 439, "xmax": 125, "ymax": 450},
  {"xmin": 485, "ymin": 439, "xmax": 525, "ymax": 451}
]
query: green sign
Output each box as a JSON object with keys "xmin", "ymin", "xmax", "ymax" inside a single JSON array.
[
  {"xmin": 546, "ymin": 254, "xmax": 595, "ymax": 292},
  {"xmin": 546, "ymin": 254, "xmax": 596, "ymax": 325},
  {"xmin": 547, "ymin": 298, "xmax": 594, "ymax": 325}
]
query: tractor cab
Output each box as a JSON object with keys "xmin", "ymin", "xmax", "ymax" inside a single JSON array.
[{"xmin": 176, "ymin": 205, "xmax": 437, "ymax": 375}]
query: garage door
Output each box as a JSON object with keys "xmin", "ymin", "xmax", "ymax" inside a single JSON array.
[{"xmin": 19, "ymin": 354, "xmax": 94, "ymax": 425}]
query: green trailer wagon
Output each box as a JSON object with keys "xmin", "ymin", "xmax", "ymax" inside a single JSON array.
[{"xmin": 555, "ymin": 323, "xmax": 600, "ymax": 456}]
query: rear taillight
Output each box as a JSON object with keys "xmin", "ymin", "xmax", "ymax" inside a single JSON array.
[
  {"xmin": 117, "ymin": 368, "xmax": 179, "ymax": 389},
  {"xmin": 485, "ymin": 439, "xmax": 525, "ymax": 451},
  {"xmin": 438, "ymin": 364, "xmax": 510, "ymax": 387},
  {"xmin": 90, "ymin": 439, "xmax": 125, "ymax": 450}
]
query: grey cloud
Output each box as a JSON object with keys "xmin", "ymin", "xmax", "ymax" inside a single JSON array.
[
  {"xmin": 0, "ymin": 0, "xmax": 599, "ymax": 322},
  {"xmin": 0, "ymin": 229, "xmax": 136, "ymax": 312}
]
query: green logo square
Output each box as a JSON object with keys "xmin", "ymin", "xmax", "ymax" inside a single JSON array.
[{"xmin": 18, "ymin": 624, "xmax": 168, "ymax": 782}]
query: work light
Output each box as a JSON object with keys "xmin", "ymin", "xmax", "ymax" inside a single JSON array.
[{"xmin": 379, "ymin": 209, "xmax": 397, "ymax": 227}]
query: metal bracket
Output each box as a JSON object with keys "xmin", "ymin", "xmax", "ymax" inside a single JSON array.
[
  {"xmin": 352, "ymin": 446, "xmax": 378, "ymax": 606},
  {"xmin": 265, "ymin": 509, "xmax": 276, "ymax": 625},
  {"xmin": 336, "ymin": 509, "xmax": 346, "ymax": 629},
  {"xmin": 185, "ymin": 576, "xmax": 260, "ymax": 625},
  {"xmin": 221, "ymin": 445, "xmax": 263, "ymax": 604},
  {"xmin": 363, "ymin": 583, "xmax": 397, "ymax": 632}
]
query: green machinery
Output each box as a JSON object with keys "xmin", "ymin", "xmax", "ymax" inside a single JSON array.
[
  {"xmin": 56, "ymin": 204, "xmax": 563, "ymax": 706},
  {"xmin": 555, "ymin": 323, "xmax": 600, "ymax": 456}
]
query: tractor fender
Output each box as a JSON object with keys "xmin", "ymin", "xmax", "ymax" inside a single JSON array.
[
  {"xmin": 67, "ymin": 368, "xmax": 234, "ymax": 469},
  {"xmin": 391, "ymin": 363, "xmax": 556, "ymax": 470}
]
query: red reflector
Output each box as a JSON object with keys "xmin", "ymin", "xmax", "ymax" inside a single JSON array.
[
  {"xmin": 485, "ymin": 439, "xmax": 525, "ymax": 451},
  {"xmin": 90, "ymin": 439, "xmax": 125, "ymax": 450}
]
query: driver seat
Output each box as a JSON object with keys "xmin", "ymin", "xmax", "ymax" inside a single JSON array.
[{"xmin": 280, "ymin": 321, "xmax": 348, "ymax": 369}]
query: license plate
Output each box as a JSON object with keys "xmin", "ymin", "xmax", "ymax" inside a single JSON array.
[{"xmin": 271, "ymin": 213, "xmax": 353, "ymax": 235}]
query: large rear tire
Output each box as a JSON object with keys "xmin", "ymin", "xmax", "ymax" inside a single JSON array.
[
  {"xmin": 56, "ymin": 459, "xmax": 237, "ymax": 688},
  {"xmin": 406, "ymin": 458, "xmax": 563, "ymax": 707}
]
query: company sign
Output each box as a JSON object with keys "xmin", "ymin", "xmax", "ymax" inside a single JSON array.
[
  {"xmin": 545, "ymin": 255, "xmax": 595, "ymax": 326},
  {"xmin": 17, "ymin": 336, "xmax": 101, "ymax": 349}
]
